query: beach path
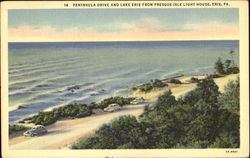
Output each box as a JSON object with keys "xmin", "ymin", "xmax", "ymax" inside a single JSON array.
[
  {"xmin": 9, "ymin": 74, "xmax": 238, "ymax": 149},
  {"xmin": 9, "ymin": 103, "xmax": 148, "ymax": 149}
]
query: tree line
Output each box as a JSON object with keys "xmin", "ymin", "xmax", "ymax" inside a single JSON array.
[
  {"xmin": 72, "ymin": 77, "xmax": 239, "ymax": 149},
  {"xmin": 214, "ymin": 50, "xmax": 239, "ymax": 75}
]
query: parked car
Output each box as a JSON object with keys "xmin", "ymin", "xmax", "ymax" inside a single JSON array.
[
  {"xmin": 104, "ymin": 104, "xmax": 121, "ymax": 112},
  {"xmin": 130, "ymin": 97, "xmax": 145, "ymax": 105},
  {"xmin": 23, "ymin": 125, "xmax": 47, "ymax": 137}
]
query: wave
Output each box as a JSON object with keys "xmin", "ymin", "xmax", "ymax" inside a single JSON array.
[
  {"xmin": 43, "ymin": 95, "xmax": 91, "ymax": 112},
  {"xmin": 159, "ymin": 69, "xmax": 184, "ymax": 79},
  {"xmin": 9, "ymin": 75, "xmax": 69, "ymax": 96},
  {"xmin": 9, "ymin": 55, "xmax": 81, "ymax": 71},
  {"xmin": 9, "ymin": 102, "xmax": 27, "ymax": 111},
  {"xmin": 9, "ymin": 68, "xmax": 55, "ymax": 80},
  {"xmin": 113, "ymin": 68, "xmax": 142, "ymax": 79},
  {"xmin": 9, "ymin": 76, "xmax": 48, "ymax": 86},
  {"xmin": 9, "ymin": 81, "xmax": 98, "ymax": 112},
  {"xmin": 8, "ymin": 60, "xmax": 94, "ymax": 83},
  {"xmin": 113, "ymin": 88, "xmax": 131, "ymax": 96},
  {"xmin": 144, "ymin": 69, "xmax": 166, "ymax": 76},
  {"xmin": 9, "ymin": 76, "xmax": 128, "ymax": 121},
  {"xmin": 187, "ymin": 66, "xmax": 213, "ymax": 75},
  {"xmin": 9, "ymin": 79, "xmax": 39, "ymax": 88},
  {"xmin": 9, "ymin": 57, "xmax": 81, "ymax": 75}
]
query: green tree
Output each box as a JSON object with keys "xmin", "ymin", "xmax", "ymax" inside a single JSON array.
[
  {"xmin": 216, "ymin": 109, "xmax": 240, "ymax": 147},
  {"xmin": 214, "ymin": 57, "xmax": 225, "ymax": 74},
  {"xmin": 72, "ymin": 134, "xmax": 101, "ymax": 149},
  {"xmin": 209, "ymin": 133, "xmax": 239, "ymax": 148},
  {"xmin": 155, "ymin": 90, "xmax": 177, "ymax": 111},
  {"xmin": 219, "ymin": 78, "xmax": 239, "ymax": 114},
  {"xmin": 110, "ymin": 115, "xmax": 139, "ymax": 145},
  {"xmin": 72, "ymin": 78, "xmax": 240, "ymax": 149},
  {"xmin": 186, "ymin": 114, "xmax": 219, "ymax": 147},
  {"xmin": 229, "ymin": 50, "xmax": 235, "ymax": 66},
  {"xmin": 182, "ymin": 88, "xmax": 202, "ymax": 106},
  {"xmin": 197, "ymin": 77, "xmax": 220, "ymax": 106},
  {"xmin": 224, "ymin": 59, "xmax": 232, "ymax": 74},
  {"xmin": 94, "ymin": 125, "xmax": 119, "ymax": 149}
]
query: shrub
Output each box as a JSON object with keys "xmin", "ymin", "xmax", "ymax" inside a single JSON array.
[
  {"xmin": 138, "ymin": 83, "xmax": 153, "ymax": 92},
  {"xmin": 73, "ymin": 115, "xmax": 140, "ymax": 149},
  {"xmin": 143, "ymin": 104, "xmax": 151, "ymax": 114},
  {"xmin": 226, "ymin": 66, "xmax": 239, "ymax": 74},
  {"xmin": 209, "ymin": 133, "xmax": 239, "ymax": 148},
  {"xmin": 150, "ymin": 79, "xmax": 168, "ymax": 88},
  {"xmin": 215, "ymin": 57, "xmax": 225, "ymax": 74},
  {"xmin": 155, "ymin": 90, "xmax": 177, "ymax": 111},
  {"xmin": 197, "ymin": 77, "xmax": 220, "ymax": 106},
  {"xmin": 219, "ymin": 78, "xmax": 239, "ymax": 114},
  {"xmin": 117, "ymin": 142, "xmax": 135, "ymax": 149},
  {"xmin": 131, "ymin": 86, "xmax": 138, "ymax": 91},
  {"xmin": 214, "ymin": 57, "xmax": 239, "ymax": 75},
  {"xmin": 186, "ymin": 114, "xmax": 219, "ymax": 144},
  {"xmin": 190, "ymin": 77, "xmax": 199, "ymax": 83},
  {"xmin": 76, "ymin": 108, "xmax": 92, "ymax": 118},
  {"xmin": 28, "ymin": 104, "xmax": 91, "ymax": 126},
  {"xmin": 73, "ymin": 134, "xmax": 102, "ymax": 149},
  {"xmin": 9, "ymin": 124, "xmax": 28, "ymax": 135},
  {"xmin": 208, "ymin": 74, "xmax": 221, "ymax": 79},
  {"xmin": 96, "ymin": 96, "xmax": 134, "ymax": 109},
  {"xmin": 132, "ymin": 79, "xmax": 167, "ymax": 92},
  {"xmin": 170, "ymin": 79, "xmax": 182, "ymax": 84},
  {"xmin": 19, "ymin": 97, "xmax": 133, "ymax": 126},
  {"xmin": 88, "ymin": 102, "xmax": 97, "ymax": 110},
  {"xmin": 182, "ymin": 89, "xmax": 202, "ymax": 106}
]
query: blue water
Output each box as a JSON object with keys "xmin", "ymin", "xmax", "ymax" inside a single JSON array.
[{"xmin": 8, "ymin": 40, "xmax": 239, "ymax": 123}]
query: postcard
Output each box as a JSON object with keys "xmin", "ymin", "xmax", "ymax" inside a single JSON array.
[{"xmin": 1, "ymin": 1, "xmax": 249, "ymax": 158}]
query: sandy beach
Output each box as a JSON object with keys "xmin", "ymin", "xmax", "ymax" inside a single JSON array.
[{"xmin": 9, "ymin": 74, "xmax": 239, "ymax": 150}]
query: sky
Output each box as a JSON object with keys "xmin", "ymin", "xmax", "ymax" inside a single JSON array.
[{"xmin": 8, "ymin": 8, "xmax": 239, "ymax": 42}]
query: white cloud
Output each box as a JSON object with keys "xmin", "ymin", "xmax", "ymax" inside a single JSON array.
[
  {"xmin": 8, "ymin": 19, "xmax": 239, "ymax": 42},
  {"xmin": 184, "ymin": 21, "xmax": 238, "ymax": 31}
]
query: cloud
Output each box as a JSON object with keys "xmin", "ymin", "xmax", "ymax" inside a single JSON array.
[
  {"xmin": 91, "ymin": 17, "xmax": 167, "ymax": 33},
  {"xmin": 118, "ymin": 17, "xmax": 168, "ymax": 32},
  {"xmin": 8, "ymin": 19, "xmax": 239, "ymax": 42},
  {"xmin": 184, "ymin": 21, "xmax": 239, "ymax": 32}
]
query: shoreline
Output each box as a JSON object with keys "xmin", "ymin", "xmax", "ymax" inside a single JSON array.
[
  {"xmin": 9, "ymin": 73, "xmax": 239, "ymax": 149},
  {"xmin": 9, "ymin": 69, "xmax": 220, "ymax": 122},
  {"xmin": 8, "ymin": 73, "xmax": 189, "ymax": 124}
]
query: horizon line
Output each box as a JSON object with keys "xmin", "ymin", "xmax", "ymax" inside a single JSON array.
[{"xmin": 8, "ymin": 39, "xmax": 239, "ymax": 43}]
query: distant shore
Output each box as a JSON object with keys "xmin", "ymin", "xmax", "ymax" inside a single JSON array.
[{"xmin": 9, "ymin": 73, "xmax": 239, "ymax": 149}]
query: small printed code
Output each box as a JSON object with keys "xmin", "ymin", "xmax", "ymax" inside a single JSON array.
[{"xmin": 226, "ymin": 150, "xmax": 238, "ymax": 153}]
